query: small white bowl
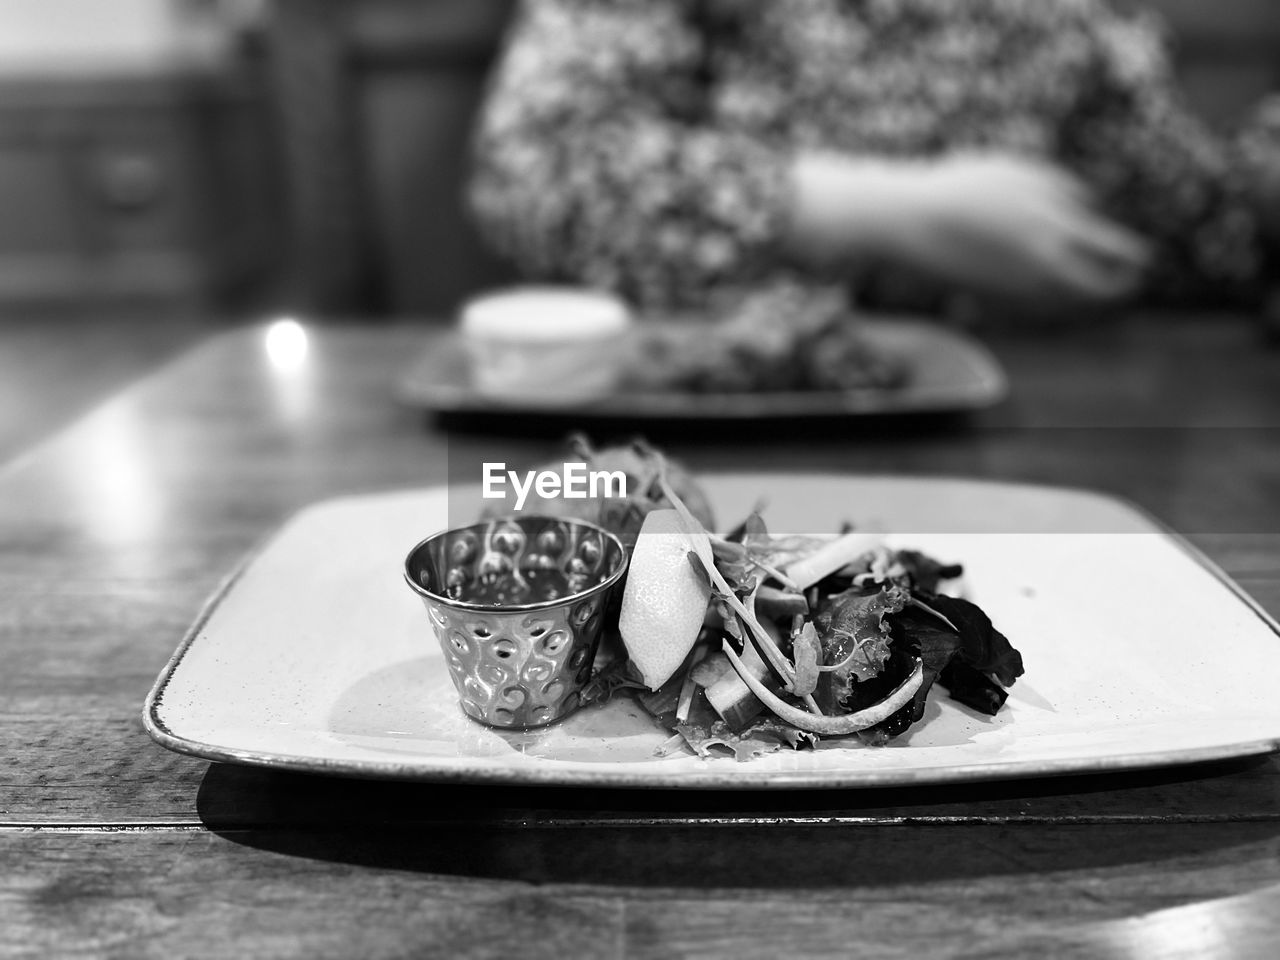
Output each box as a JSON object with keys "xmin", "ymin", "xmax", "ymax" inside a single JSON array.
[{"xmin": 460, "ymin": 287, "xmax": 632, "ymax": 401}]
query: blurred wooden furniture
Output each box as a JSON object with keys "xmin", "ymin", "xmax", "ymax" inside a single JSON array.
[
  {"xmin": 0, "ymin": 67, "xmax": 278, "ymax": 311},
  {"xmin": 3, "ymin": 311, "xmax": 1280, "ymax": 955},
  {"xmin": 266, "ymin": 0, "xmax": 516, "ymax": 317}
]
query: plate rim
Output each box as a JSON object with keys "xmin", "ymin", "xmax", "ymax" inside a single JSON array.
[
  {"xmin": 142, "ymin": 475, "xmax": 1280, "ymax": 789},
  {"xmin": 395, "ymin": 318, "xmax": 1010, "ymax": 419}
]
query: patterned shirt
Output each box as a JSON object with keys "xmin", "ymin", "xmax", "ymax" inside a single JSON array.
[{"xmin": 469, "ymin": 0, "xmax": 1279, "ymax": 310}]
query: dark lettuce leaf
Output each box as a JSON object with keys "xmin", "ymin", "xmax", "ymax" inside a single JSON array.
[
  {"xmin": 938, "ymin": 660, "xmax": 1010, "ymax": 716},
  {"xmin": 917, "ymin": 594, "xmax": 1024, "ymax": 688},
  {"xmin": 892, "ymin": 550, "xmax": 964, "ymax": 595},
  {"xmin": 890, "ymin": 606, "xmax": 961, "ymax": 676},
  {"xmin": 886, "ymin": 606, "xmax": 960, "ymax": 722},
  {"xmin": 846, "ymin": 644, "xmax": 922, "ymax": 741},
  {"xmin": 886, "ymin": 593, "xmax": 1024, "ymax": 725}
]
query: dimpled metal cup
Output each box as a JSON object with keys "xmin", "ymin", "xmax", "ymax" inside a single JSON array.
[{"xmin": 404, "ymin": 516, "xmax": 628, "ymax": 729}]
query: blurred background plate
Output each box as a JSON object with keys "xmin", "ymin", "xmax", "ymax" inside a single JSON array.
[{"xmin": 397, "ymin": 318, "xmax": 1008, "ymax": 422}]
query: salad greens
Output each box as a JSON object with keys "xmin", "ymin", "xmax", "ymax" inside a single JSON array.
[
  {"xmin": 493, "ymin": 437, "xmax": 1025, "ymax": 761},
  {"xmin": 592, "ymin": 442, "xmax": 1025, "ymax": 760}
]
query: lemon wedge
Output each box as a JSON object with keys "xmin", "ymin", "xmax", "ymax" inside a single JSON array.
[{"xmin": 618, "ymin": 509, "xmax": 712, "ymax": 690}]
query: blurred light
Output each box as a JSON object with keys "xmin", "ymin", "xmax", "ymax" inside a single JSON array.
[
  {"xmin": 1095, "ymin": 888, "xmax": 1265, "ymax": 960},
  {"xmin": 265, "ymin": 319, "xmax": 309, "ymax": 373},
  {"xmin": 73, "ymin": 401, "xmax": 161, "ymax": 546},
  {"xmin": 263, "ymin": 317, "xmax": 316, "ymax": 424}
]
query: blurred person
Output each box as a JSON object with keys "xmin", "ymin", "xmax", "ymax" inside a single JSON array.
[{"xmin": 468, "ymin": 0, "xmax": 1280, "ymax": 316}]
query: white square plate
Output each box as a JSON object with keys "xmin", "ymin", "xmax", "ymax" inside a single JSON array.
[{"xmin": 144, "ymin": 476, "xmax": 1280, "ymax": 789}]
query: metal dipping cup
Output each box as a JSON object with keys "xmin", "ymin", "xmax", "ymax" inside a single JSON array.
[{"xmin": 403, "ymin": 516, "xmax": 629, "ymax": 729}]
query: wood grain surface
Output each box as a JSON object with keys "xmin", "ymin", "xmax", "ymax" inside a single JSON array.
[{"xmin": 3, "ymin": 314, "xmax": 1280, "ymax": 958}]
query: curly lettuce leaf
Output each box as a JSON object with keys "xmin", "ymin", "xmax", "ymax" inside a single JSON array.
[
  {"xmin": 813, "ymin": 585, "xmax": 910, "ymax": 712},
  {"xmin": 816, "ymin": 586, "xmax": 910, "ymax": 681}
]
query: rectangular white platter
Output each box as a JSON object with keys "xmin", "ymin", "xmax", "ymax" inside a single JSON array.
[{"xmin": 144, "ymin": 475, "xmax": 1280, "ymax": 789}]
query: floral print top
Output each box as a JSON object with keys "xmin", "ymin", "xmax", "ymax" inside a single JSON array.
[{"xmin": 468, "ymin": 0, "xmax": 1279, "ymax": 310}]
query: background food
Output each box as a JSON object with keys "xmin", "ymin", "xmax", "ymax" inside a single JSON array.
[{"xmin": 626, "ymin": 283, "xmax": 909, "ymax": 393}]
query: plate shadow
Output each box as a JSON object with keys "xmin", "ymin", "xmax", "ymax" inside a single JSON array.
[{"xmin": 195, "ymin": 755, "xmax": 1280, "ymax": 889}]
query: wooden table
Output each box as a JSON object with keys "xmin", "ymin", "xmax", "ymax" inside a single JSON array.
[{"xmin": 5, "ymin": 314, "xmax": 1280, "ymax": 958}]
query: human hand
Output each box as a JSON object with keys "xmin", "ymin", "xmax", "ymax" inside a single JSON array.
[
  {"xmin": 898, "ymin": 154, "xmax": 1152, "ymax": 304},
  {"xmin": 787, "ymin": 152, "xmax": 1152, "ymax": 306}
]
